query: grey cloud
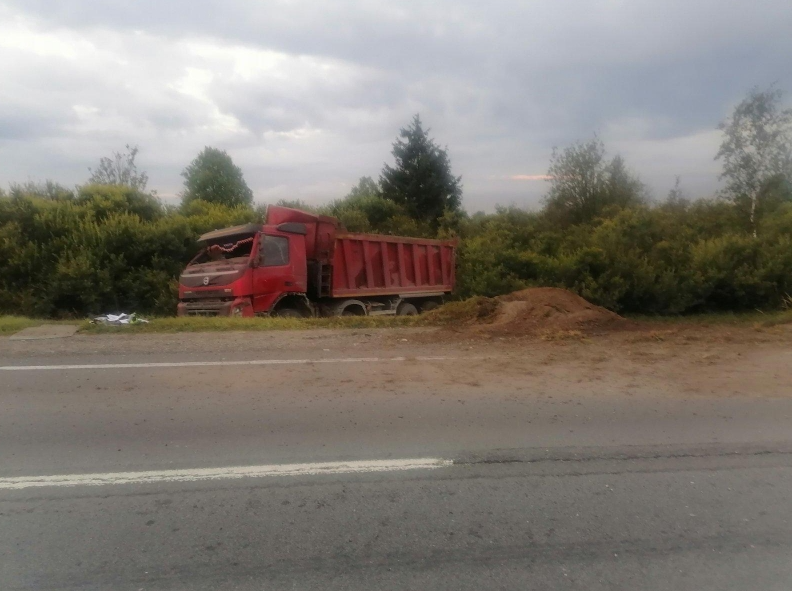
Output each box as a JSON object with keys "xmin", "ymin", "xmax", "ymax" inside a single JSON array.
[
  {"xmin": 209, "ymin": 69, "xmax": 408, "ymax": 140},
  {"xmin": 0, "ymin": 0, "xmax": 790, "ymax": 210},
  {"xmin": 0, "ymin": 113, "xmax": 59, "ymax": 140}
]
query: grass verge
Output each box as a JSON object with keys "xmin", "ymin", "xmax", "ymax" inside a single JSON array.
[
  {"xmin": 78, "ymin": 297, "xmax": 505, "ymax": 334},
  {"xmin": 4, "ymin": 303, "xmax": 791, "ymax": 336},
  {"xmin": 0, "ymin": 316, "xmax": 80, "ymax": 335},
  {"xmin": 79, "ymin": 314, "xmax": 423, "ymax": 334},
  {"xmin": 626, "ymin": 309, "xmax": 792, "ymax": 328}
]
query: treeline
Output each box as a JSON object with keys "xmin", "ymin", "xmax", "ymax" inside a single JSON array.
[{"xmin": 1, "ymin": 90, "xmax": 791, "ymax": 317}]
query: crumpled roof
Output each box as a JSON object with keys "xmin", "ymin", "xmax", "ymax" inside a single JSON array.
[{"xmin": 198, "ymin": 223, "xmax": 261, "ymax": 243}]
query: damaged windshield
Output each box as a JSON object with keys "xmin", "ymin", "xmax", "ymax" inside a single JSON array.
[{"xmin": 191, "ymin": 234, "xmax": 255, "ymax": 264}]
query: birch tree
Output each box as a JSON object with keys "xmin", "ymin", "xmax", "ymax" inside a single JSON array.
[{"xmin": 716, "ymin": 87, "xmax": 792, "ymax": 237}]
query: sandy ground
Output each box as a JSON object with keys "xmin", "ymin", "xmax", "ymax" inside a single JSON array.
[{"xmin": 2, "ymin": 321, "xmax": 791, "ymax": 401}]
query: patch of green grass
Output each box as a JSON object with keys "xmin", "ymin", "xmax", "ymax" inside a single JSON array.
[
  {"xmin": 0, "ymin": 316, "xmax": 43, "ymax": 335},
  {"xmin": 0, "ymin": 316, "xmax": 80, "ymax": 335}
]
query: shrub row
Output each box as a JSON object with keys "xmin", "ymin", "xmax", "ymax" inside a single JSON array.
[
  {"xmin": 1, "ymin": 184, "xmax": 791, "ymax": 317},
  {"xmin": 455, "ymin": 202, "xmax": 792, "ymax": 313}
]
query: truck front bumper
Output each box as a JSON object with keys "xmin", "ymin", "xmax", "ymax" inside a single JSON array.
[{"xmin": 177, "ymin": 297, "xmax": 254, "ymax": 317}]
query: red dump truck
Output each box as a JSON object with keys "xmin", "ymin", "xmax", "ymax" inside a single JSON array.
[{"xmin": 177, "ymin": 206, "xmax": 456, "ymax": 317}]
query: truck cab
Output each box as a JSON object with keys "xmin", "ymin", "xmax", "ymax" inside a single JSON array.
[
  {"xmin": 178, "ymin": 205, "xmax": 455, "ymax": 318},
  {"xmin": 177, "ymin": 222, "xmax": 309, "ymax": 317}
]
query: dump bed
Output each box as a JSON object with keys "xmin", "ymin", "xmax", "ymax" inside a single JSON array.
[
  {"xmin": 265, "ymin": 205, "xmax": 456, "ymax": 298},
  {"xmin": 331, "ymin": 233, "xmax": 455, "ymax": 297}
]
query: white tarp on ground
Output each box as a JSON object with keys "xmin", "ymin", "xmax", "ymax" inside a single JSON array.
[{"xmin": 91, "ymin": 313, "xmax": 149, "ymax": 325}]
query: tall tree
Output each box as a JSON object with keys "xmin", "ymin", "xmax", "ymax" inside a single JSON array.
[
  {"xmin": 181, "ymin": 147, "xmax": 253, "ymax": 208},
  {"xmin": 346, "ymin": 176, "xmax": 381, "ymax": 200},
  {"xmin": 662, "ymin": 176, "xmax": 690, "ymax": 211},
  {"xmin": 716, "ymin": 87, "xmax": 792, "ymax": 236},
  {"xmin": 605, "ymin": 155, "xmax": 647, "ymax": 208},
  {"xmin": 88, "ymin": 144, "xmax": 149, "ymax": 192},
  {"xmin": 544, "ymin": 137, "xmax": 645, "ymax": 225},
  {"xmin": 324, "ymin": 176, "xmax": 428, "ymax": 236},
  {"xmin": 380, "ymin": 114, "xmax": 462, "ymax": 228}
]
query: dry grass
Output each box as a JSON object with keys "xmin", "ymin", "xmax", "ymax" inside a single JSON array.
[
  {"xmin": 629, "ymin": 329, "xmax": 680, "ymax": 342},
  {"xmin": 538, "ymin": 329, "xmax": 585, "ymax": 341}
]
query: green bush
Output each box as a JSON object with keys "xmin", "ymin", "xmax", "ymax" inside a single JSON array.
[
  {"xmin": 0, "ymin": 185, "xmax": 259, "ymax": 317},
  {"xmin": 455, "ymin": 202, "xmax": 792, "ymax": 314}
]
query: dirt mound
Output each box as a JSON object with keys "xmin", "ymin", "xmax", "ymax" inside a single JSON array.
[
  {"xmin": 421, "ymin": 296, "xmax": 500, "ymax": 325},
  {"xmin": 485, "ymin": 287, "xmax": 625, "ymax": 336},
  {"xmin": 423, "ymin": 287, "xmax": 626, "ymax": 337}
]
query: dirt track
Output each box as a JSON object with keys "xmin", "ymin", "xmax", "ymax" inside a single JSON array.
[{"xmin": 2, "ymin": 320, "xmax": 791, "ymax": 401}]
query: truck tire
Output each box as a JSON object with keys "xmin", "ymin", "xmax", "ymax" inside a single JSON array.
[
  {"xmin": 397, "ymin": 302, "xmax": 418, "ymax": 316},
  {"xmin": 420, "ymin": 300, "xmax": 440, "ymax": 313},
  {"xmin": 275, "ymin": 308, "xmax": 304, "ymax": 319}
]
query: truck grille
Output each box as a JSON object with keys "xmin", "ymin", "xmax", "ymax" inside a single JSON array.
[
  {"xmin": 181, "ymin": 299, "xmax": 229, "ymax": 316},
  {"xmin": 181, "ymin": 290, "xmax": 232, "ymax": 299}
]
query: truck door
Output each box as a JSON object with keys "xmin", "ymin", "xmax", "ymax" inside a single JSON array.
[{"xmin": 251, "ymin": 233, "xmax": 307, "ymax": 313}]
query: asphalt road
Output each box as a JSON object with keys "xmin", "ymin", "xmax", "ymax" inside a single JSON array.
[{"xmin": 1, "ymin": 331, "xmax": 791, "ymax": 590}]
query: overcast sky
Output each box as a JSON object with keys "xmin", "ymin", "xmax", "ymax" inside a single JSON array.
[{"xmin": 1, "ymin": 0, "xmax": 790, "ymax": 211}]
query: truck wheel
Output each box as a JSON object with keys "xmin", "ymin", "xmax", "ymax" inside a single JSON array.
[
  {"xmin": 420, "ymin": 301, "xmax": 440, "ymax": 313},
  {"xmin": 275, "ymin": 308, "xmax": 304, "ymax": 319},
  {"xmin": 397, "ymin": 302, "xmax": 418, "ymax": 316},
  {"xmin": 335, "ymin": 300, "xmax": 367, "ymax": 316}
]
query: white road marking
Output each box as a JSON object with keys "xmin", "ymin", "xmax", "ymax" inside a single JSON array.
[
  {"xmin": 0, "ymin": 356, "xmax": 468, "ymax": 372},
  {"xmin": 0, "ymin": 458, "xmax": 453, "ymax": 490}
]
